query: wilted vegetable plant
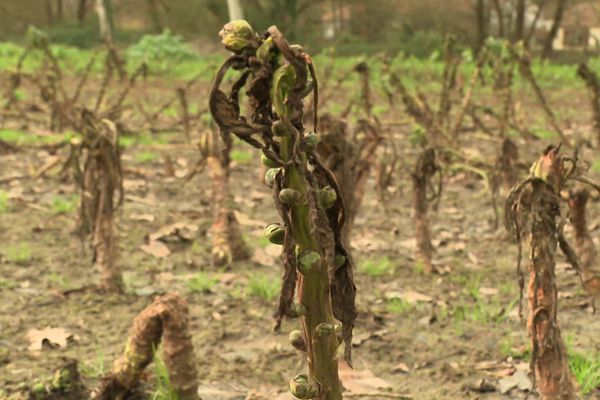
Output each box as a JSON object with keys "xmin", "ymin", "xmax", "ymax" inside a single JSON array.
[
  {"xmin": 505, "ymin": 145, "xmax": 599, "ymax": 399},
  {"xmin": 68, "ymin": 110, "xmax": 124, "ymax": 293},
  {"xmin": 210, "ymin": 21, "xmax": 356, "ymax": 399}
]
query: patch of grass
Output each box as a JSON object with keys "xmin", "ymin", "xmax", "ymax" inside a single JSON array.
[
  {"xmin": 531, "ymin": 128, "xmax": 558, "ymax": 140},
  {"xmin": 80, "ymin": 346, "xmax": 106, "ymax": 379},
  {"xmin": 230, "ymin": 149, "xmax": 253, "ymax": 164},
  {"xmin": 451, "ymin": 273, "xmax": 482, "ymax": 300},
  {"xmin": 499, "ymin": 336, "xmax": 530, "ymax": 360},
  {"xmin": 0, "ymin": 129, "xmax": 67, "ymax": 146},
  {"xmin": 48, "ymin": 273, "xmax": 70, "ymax": 289},
  {"xmin": 248, "ymin": 235, "xmax": 270, "ymax": 249},
  {"xmin": 386, "ymin": 298, "xmax": 413, "ymax": 315},
  {"xmin": 186, "ymin": 272, "xmax": 217, "ymax": 293},
  {"xmin": 151, "ymin": 348, "xmax": 178, "ymax": 400},
  {"xmin": 248, "ymin": 273, "xmax": 280, "ymax": 301},
  {"xmin": 569, "ymin": 351, "xmax": 600, "ymax": 395},
  {"xmin": 135, "ymin": 151, "xmax": 160, "ymax": 164},
  {"xmin": 120, "ymin": 133, "xmax": 169, "ymax": 149},
  {"xmin": 453, "ymin": 298, "xmax": 515, "ymax": 325},
  {"xmin": 359, "ymin": 257, "xmax": 395, "ymax": 277},
  {"xmin": 0, "ymin": 190, "xmax": 9, "ymax": 213},
  {"xmin": 0, "ymin": 278, "xmax": 16, "ymax": 290},
  {"xmin": 413, "ymin": 260, "xmax": 425, "ymax": 275},
  {"xmin": 592, "ymin": 159, "xmax": 600, "ymax": 174},
  {"xmin": 4, "ymin": 242, "xmax": 32, "ymax": 265},
  {"xmin": 498, "ymin": 280, "xmax": 515, "ymax": 296},
  {"xmin": 50, "ymin": 194, "xmax": 78, "ymax": 215}
]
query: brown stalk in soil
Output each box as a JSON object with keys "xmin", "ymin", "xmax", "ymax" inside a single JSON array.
[
  {"xmin": 316, "ymin": 62, "xmax": 384, "ymax": 245},
  {"xmin": 203, "ymin": 127, "xmax": 250, "ymax": 266},
  {"xmin": 68, "ymin": 110, "xmax": 124, "ymax": 293},
  {"xmin": 412, "ymin": 148, "xmax": 440, "ymax": 274},
  {"xmin": 505, "ymin": 145, "xmax": 577, "ymax": 399},
  {"xmin": 210, "ymin": 20, "xmax": 356, "ymax": 400},
  {"xmin": 576, "ymin": 63, "xmax": 600, "ymax": 147},
  {"xmin": 92, "ymin": 293, "xmax": 199, "ymax": 400},
  {"xmin": 568, "ymin": 188, "xmax": 600, "ymax": 306}
]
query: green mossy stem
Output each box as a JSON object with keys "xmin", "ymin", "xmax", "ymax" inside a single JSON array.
[{"xmin": 280, "ymin": 133, "xmax": 343, "ymax": 400}]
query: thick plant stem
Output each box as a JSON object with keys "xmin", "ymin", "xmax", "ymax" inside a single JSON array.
[
  {"xmin": 498, "ymin": 138, "xmax": 519, "ymax": 189},
  {"xmin": 281, "ymin": 134, "xmax": 343, "ymax": 400},
  {"xmin": 506, "ymin": 146, "xmax": 576, "ymax": 399},
  {"xmin": 209, "ymin": 21, "xmax": 356, "ymax": 400},
  {"xmin": 78, "ymin": 116, "xmax": 124, "ymax": 293},
  {"xmin": 568, "ymin": 189, "xmax": 600, "ymax": 302},
  {"xmin": 527, "ymin": 179, "xmax": 576, "ymax": 399},
  {"xmin": 207, "ymin": 156, "xmax": 249, "ymax": 265},
  {"xmin": 577, "ymin": 63, "xmax": 600, "ymax": 146},
  {"xmin": 92, "ymin": 171, "xmax": 123, "ymax": 293},
  {"xmin": 92, "ymin": 293, "xmax": 198, "ymax": 400},
  {"xmin": 206, "ymin": 129, "xmax": 249, "ymax": 266},
  {"xmin": 412, "ymin": 148, "xmax": 437, "ymax": 274}
]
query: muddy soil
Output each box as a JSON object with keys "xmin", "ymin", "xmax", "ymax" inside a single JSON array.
[{"xmin": 1, "ymin": 74, "xmax": 600, "ymax": 400}]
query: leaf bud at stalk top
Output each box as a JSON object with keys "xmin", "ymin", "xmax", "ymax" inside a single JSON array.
[
  {"xmin": 289, "ymin": 374, "xmax": 319, "ymax": 399},
  {"xmin": 279, "ymin": 188, "xmax": 302, "ymax": 205},
  {"xmin": 318, "ymin": 185, "xmax": 337, "ymax": 210},
  {"xmin": 298, "ymin": 250, "xmax": 321, "ymax": 274},
  {"xmin": 218, "ymin": 20, "xmax": 258, "ymax": 53},
  {"xmin": 265, "ymin": 223, "xmax": 285, "ymax": 245},
  {"xmin": 289, "ymin": 330, "xmax": 307, "ymax": 352}
]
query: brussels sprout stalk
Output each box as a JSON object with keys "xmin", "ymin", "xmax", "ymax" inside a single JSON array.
[{"xmin": 209, "ymin": 21, "xmax": 356, "ymax": 400}]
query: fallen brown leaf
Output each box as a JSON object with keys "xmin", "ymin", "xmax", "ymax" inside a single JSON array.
[
  {"xmin": 27, "ymin": 327, "xmax": 73, "ymax": 351},
  {"xmin": 140, "ymin": 241, "xmax": 170, "ymax": 258}
]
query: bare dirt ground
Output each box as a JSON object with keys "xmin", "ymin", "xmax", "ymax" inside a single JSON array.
[{"xmin": 1, "ymin": 76, "xmax": 600, "ymax": 400}]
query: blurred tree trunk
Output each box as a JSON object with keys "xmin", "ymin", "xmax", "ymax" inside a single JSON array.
[
  {"xmin": 226, "ymin": 0, "xmax": 243, "ymax": 20},
  {"xmin": 491, "ymin": 0, "xmax": 504, "ymax": 37},
  {"xmin": 525, "ymin": 1, "xmax": 545, "ymax": 48},
  {"xmin": 513, "ymin": 0, "xmax": 525, "ymax": 42},
  {"xmin": 78, "ymin": 0, "xmax": 88, "ymax": 25},
  {"xmin": 57, "ymin": 0, "xmax": 64, "ymax": 22},
  {"xmin": 542, "ymin": 0, "xmax": 568, "ymax": 59},
  {"xmin": 147, "ymin": 0, "xmax": 162, "ymax": 33},
  {"xmin": 45, "ymin": 0, "xmax": 54, "ymax": 24},
  {"xmin": 475, "ymin": 0, "xmax": 488, "ymax": 53},
  {"xmin": 96, "ymin": 0, "xmax": 115, "ymax": 43}
]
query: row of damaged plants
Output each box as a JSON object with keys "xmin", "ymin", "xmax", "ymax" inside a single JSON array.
[{"xmin": 7, "ymin": 22, "xmax": 600, "ymax": 400}]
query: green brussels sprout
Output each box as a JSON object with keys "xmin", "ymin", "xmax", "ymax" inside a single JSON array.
[
  {"xmin": 289, "ymin": 374, "xmax": 319, "ymax": 399},
  {"xmin": 334, "ymin": 253, "xmax": 346, "ymax": 269},
  {"xmin": 271, "ymin": 120, "xmax": 290, "ymax": 137},
  {"xmin": 279, "ymin": 188, "xmax": 302, "ymax": 205},
  {"xmin": 298, "ymin": 251, "xmax": 321, "ymax": 274},
  {"xmin": 318, "ymin": 186, "xmax": 337, "ymax": 209},
  {"xmin": 303, "ymin": 132, "xmax": 320, "ymax": 152},
  {"xmin": 288, "ymin": 330, "xmax": 306, "ymax": 352},
  {"xmin": 315, "ymin": 322, "xmax": 334, "ymax": 337},
  {"xmin": 265, "ymin": 223, "xmax": 285, "ymax": 245},
  {"xmin": 290, "ymin": 302, "xmax": 307, "ymax": 317},
  {"xmin": 264, "ymin": 167, "xmax": 281, "ymax": 188}
]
